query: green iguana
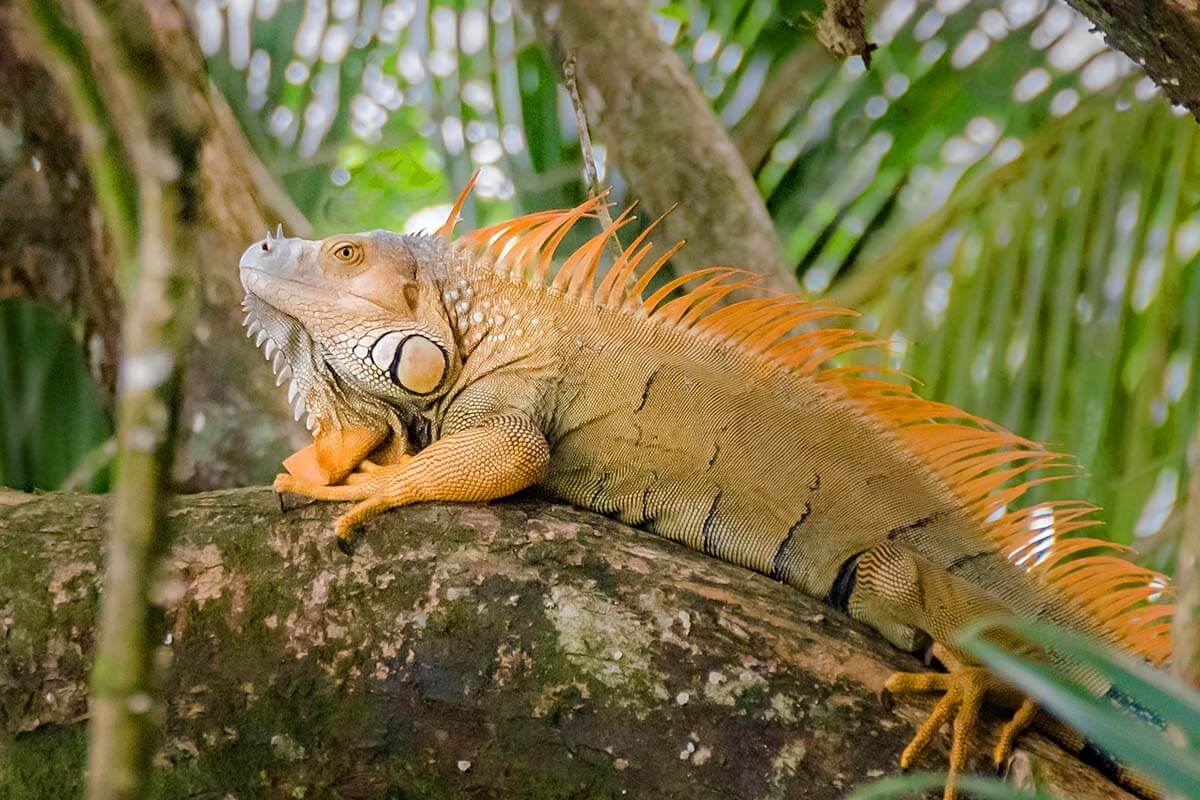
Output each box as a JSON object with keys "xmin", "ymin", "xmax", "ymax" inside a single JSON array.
[{"xmin": 239, "ymin": 176, "xmax": 1173, "ymax": 799}]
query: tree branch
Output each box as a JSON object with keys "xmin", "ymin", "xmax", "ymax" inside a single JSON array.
[
  {"xmin": 519, "ymin": 0, "xmax": 798, "ymax": 296},
  {"xmin": 816, "ymin": 0, "xmax": 877, "ymax": 67},
  {"xmin": 1174, "ymin": 424, "xmax": 1200, "ymax": 687},
  {"xmin": 562, "ymin": 51, "xmax": 623, "ymax": 263},
  {"xmin": 1061, "ymin": 1, "xmax": 1200, "ymax": 121},
  {"xmin": 0, "ymin": 489, "xmax": 1135, "ymax": 799}
]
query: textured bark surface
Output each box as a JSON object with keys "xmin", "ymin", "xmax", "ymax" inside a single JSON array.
[
  {"xmin": 817, "ymin": 0, "xmax": 877, "ymax": 67},
  {"xmin": 518, "ymin": 0, "xmax": 798, "ymax": 297},
  {"xmin": 0, "ymin": 488, "xmax": 1133, "ymax": 799},
  {"xmin": 1065, "ymin": 0, "xmax": 1200, "ymax": 121},
  {"xmin": 0, "ymin": 0, "xmax": 305, "ymax": 490}
]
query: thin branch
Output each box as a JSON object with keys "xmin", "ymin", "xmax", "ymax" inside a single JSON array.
[
  {"xmin": 1174, "ymin": 430, "xmax": 1200, "ymax": 688},
  {"xmin": 18, "ymin": 0, "xmax": 202, "ymax": 797},
  {"xmin": 815, "ymin": 0, "xmax": 877, "ymax": 68},
  {"xmin": 562, "ymin": 51, "xmax": 623, "ymax": 263}
]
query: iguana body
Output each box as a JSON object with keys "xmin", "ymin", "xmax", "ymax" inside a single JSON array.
[{"xmin": 239, "ymin": 183, "xmax": 1173, "ymax": 799}]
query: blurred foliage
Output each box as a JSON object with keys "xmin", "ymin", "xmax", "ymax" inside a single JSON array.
[
  {"xmin": 1, "ymin": 0, "xmax": 1196, "ymax": 576},
  {"xmin": 0, "ymin": 300, "xmax": 111, "ymax": 492}
]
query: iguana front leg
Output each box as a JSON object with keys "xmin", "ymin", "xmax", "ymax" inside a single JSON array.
[
  {"xmin": 281, "ymin": 422, "xmax": 391, "ymax": 486},
  {"xmin": 274, "ymin": 413, "xmax": 550, "ymax": 552}
]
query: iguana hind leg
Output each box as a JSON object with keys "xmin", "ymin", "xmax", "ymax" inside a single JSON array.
[
  {"xmin": 274, "ymin": 414, "xmax": 549, "ymax": 552},
  {"xmin": 846, "ymin": 543, "xmax": 1032, "ymax": 800}
]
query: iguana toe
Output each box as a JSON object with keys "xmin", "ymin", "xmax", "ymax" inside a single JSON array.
[
  {"xmin": 335, "ymin": 532, "xmax": 356, "ymax": 557},
  {"xmin": 276, "ymin": 489, "xmax": 315, "ymax": 513},
  {"xmin": 885, "ymin": 666, "xmax": 1025, "ymax": 800}
]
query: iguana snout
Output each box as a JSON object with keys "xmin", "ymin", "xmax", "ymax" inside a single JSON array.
[{"xmin": 238, "ymin": 227, "xmax": 329, "ymax": 310}]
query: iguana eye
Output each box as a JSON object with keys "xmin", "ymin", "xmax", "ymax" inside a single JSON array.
[
  {"xmin": 370, "ymin": 332, "xmax": 447, "ymax": 395},
  {"xmin": 324, "ymin": 240, "xmax": 364, "ymax": 268}
]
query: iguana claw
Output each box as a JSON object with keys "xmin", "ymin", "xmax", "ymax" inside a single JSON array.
[
  {"xmin": 884, "ymin": 667, "xmax": 1029, "ymax": 800},
  {"xmin": 276, "ymin": 490, "xmax": 314, "ymax": 513}
]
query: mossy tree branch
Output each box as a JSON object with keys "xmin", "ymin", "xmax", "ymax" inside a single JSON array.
[{"xmin": 0, "ymin": 489, "xmax": 1136, "ymax": 800}]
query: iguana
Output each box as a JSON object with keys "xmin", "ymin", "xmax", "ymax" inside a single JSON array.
[{"xmin": 239, "ymin": 176, "xmax": 1173, "ymax": 799}]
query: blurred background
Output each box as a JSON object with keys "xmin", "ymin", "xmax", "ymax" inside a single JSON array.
[{"xmin": 1, "ymin": 0, "xmax": 1196, "ymax": 575}]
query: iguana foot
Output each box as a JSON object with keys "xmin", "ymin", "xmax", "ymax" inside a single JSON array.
[
  {"xmin": 273, "ymin": 473, "xmax": 373, "ymax": 502},
  {"xmin": 884, "ymin": 666, "xmax": 1027, "ymax": 800},
  {"xmin": 272, "ymin": 472, "xmax": 411, "ymax": 555},
  {"xmin": 994, "ymin": 697, "xmax": 1038, "ymax": 770}
]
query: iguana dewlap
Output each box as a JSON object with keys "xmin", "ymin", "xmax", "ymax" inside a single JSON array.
[{"xmin": 238, "ymin": 182, "xmax": 1172, "ymax": 799}]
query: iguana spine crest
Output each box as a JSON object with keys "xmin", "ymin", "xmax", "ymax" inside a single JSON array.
[{"xmin": 451, "ymin": 182, "xmax": 1174, "ymax": 665}]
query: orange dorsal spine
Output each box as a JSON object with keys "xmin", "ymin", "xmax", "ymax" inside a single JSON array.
[{"xmin": 436, "ymin": 170, "xmax": 480, "ymax": 239}]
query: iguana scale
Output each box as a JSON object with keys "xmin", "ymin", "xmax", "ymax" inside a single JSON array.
[{"xmin": 239, "ymin": 177, "xmax": 1173, "ymax": 799}]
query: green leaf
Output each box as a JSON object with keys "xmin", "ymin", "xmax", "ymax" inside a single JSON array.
[
  {"xmin": 962, "ymin": 620, "xmax": 1200, "ymax": 798},
  {"xmin": 0, "ymin": 300, "xmax": 111, "ymax": 492},
  {"xmin": 847, "ymin": 772, "xmax": 1055, "ymax": 800},
  {"xmin": 964, "ymin": 618, "xmax": 1200, "ymax": 743}
]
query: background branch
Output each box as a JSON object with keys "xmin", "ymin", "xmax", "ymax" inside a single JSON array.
[
  {"xmin": 562, "ymin": 52, "xmax": 623, "ymax": 264},
  {"xmin": 519, "ymin": 0, "xmax": 798, "ymax": 296},
  {"xmin": 1063, "ymin": 1, "xmax": 1200, "ymax": 121},
  {"xmin": 0, "ymin": 0, "xmax": 310, "ymax": 489},
  {"xmin": 1174, "ymin": 425, "xmax": 1200, "ymax": 688}
]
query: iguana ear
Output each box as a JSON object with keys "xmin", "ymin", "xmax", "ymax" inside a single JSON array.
[{"xmin": 282, "ymin": 423, "xmax": 389, "ymax": 485}]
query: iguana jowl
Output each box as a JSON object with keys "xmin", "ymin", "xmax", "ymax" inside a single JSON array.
[{"xmin": 239, "ymin": 179, "xmax": 1173, "ymax": 799}]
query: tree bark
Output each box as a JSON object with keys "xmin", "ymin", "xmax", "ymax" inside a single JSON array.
[
  {"xmin": 0, "ymin": 488, "xmax": 1133, "ymax": 799},
  {"xmin": 0, "ymin": 0, "xmax": 307, "ymax": 490},
  {"xmin": 1063, "ymin": 1, "xmax": 1200, "ymax": 122},
  {"xmin": 518, "ymin": 0, "xmax": 798, "ymax": 297}
]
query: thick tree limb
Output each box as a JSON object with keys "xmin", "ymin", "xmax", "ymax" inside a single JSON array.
[
  {"xmin": 0, "ymin": 489, "xmax": 1132, "ymax": 799},
  {"xmin": 1062, "ymin": 1, "xmax": 1200, "ymax": 121},
  {"xmin": 518, "ymin": 0, "xmax": 798, "ymax": 296}
]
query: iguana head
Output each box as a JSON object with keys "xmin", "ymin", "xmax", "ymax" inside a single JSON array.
[{"xmin": 239, "ymin": 226, "xmax": 460, "ymax": 431}]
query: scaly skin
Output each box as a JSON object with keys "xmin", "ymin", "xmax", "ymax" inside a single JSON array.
[{"xmin": 238, "ymin": 196, "xmax": 1171, "ymax": 800}]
